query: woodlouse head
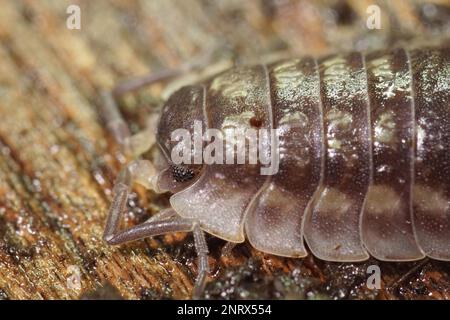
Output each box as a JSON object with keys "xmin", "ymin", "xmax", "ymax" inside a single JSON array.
[{"xmin": 156, "ymin": 85, "xmax": 205, "ymax": 189}]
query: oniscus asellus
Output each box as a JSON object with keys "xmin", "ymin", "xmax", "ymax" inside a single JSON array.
[{"xmin": 101, "ymin": 46, "xmax": 450, "ymax": 297}]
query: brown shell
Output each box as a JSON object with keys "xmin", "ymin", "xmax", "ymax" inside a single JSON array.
[{"xmin": 157, "ymin": 47, "xmax": 450, "ymax": 262}]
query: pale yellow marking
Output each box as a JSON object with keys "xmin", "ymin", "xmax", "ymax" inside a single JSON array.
[
  {"xmin": 413, "ymin": 185, "xmax": 449, "ymax": 217},
  {"xmin": 327, "ymin": 109, "xmax": 353, "ymax": 131},
  {"xmin": 368, "ymin": 54, "xmax": 411, "ymax": 99},
  {"xmin": 326, "ymin": 110, "xmax": 353, "ymax": 155},
  {"xmin": 279, "ymin": 111, "xmax": 308, "ymax": 127},
  {"xmin": 260, "ymin": 183, "xmax": 298, "ymax": 209},
  {"xmin": 369, "ymin": 56, "xmax": 393, "ymax": 79},
  {"xmin": 210, "ymin": 70, "xmax": 251, "ymax": 99},
  {"xmin": 272, "ymin": 59, "xmax": 304, "ymax": 95},
  {"xmin": 373, "ymin": 110, "xmax": 397, "ymax": 149},
  {"xmin": 364, "ymin": 185, "xmax": 402, "ymax": 216},
  {"xmin": 221, "ymin": 111, "xmax": 255, "ymax": 130},
  {"xmin": 314, "ymin": 187, "xmax": 353, "ymax": 218},
  {"xmin": 322, "ymin": 56, "xmax": 349, "ymax": 84}
]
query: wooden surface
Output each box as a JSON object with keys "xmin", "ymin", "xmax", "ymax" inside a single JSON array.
[{"xmin": 0, "ymin": 0, "xmax": 449, "ymax": 300}]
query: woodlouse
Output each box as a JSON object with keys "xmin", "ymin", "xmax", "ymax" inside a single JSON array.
[{"xmin": 101, "ymin": 46, "xmax": 450, "ymax": 297}]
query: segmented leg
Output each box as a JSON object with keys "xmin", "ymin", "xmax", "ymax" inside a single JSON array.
[
  {"xmin": 112, "ymin": 69, "xmax": 186, "ymax": 97},
  {"xmin": 100, "ymin": 51, "xmax": 222, "ymax": 157},
  {"xmin": 103, "ymin": 159, "xmax": 158, "ymax": 241},
  {"xmin": 192, "ymin": 224, "xmax": 209, "ymax": 299},
  {"xmin": 386, "ymin": 258, "xmax": 430, "ymax": 294},
  {"xmin": 221, "ymin": 242, "xmax": 237, "ymax": 257},
  {"xmin": 106, "ymin": 216, "xmax": 209, "ymax": 299},
  {"xmin": 100, "ymin": 90, "xmax": 158, "ymax": 157},
  {"xmin": 145, "ymin": 208, "xmax": 178, "ymax": 223},
  {"xmin": 100, "ymin": 91, "xmax": 132, "ymax": 152},
  {"xmin": 103, "ymin": 161, "xmax": 210, "ymax": 299},
  {"xmin": 105, "ymin": 216, "xmax": 195, "ymax": 245},
  {"xmin": 101, "ymin": 49, "xmax": 223, "ymax": 298}
]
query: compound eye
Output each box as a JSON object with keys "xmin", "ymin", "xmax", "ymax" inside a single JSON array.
[{"xmin": 170, "ymin": 164, "xmax": 196, "ymax": 182}]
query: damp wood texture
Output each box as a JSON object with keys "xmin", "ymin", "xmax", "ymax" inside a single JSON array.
[{"xmin": 0, "ymin": 0, "xmax": 449, "ymax": 300}]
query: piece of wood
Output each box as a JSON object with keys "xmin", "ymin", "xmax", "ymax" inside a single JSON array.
[{"xmin": 0, "ymin": 0, "xmax": 449, "ymax": 300}]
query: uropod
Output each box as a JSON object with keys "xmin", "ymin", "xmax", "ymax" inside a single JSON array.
[{"xmin": 101, "ymin": 47, "xmax": 450, "ymax": 298}]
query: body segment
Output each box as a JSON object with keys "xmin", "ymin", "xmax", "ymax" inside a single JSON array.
[
  {"xmin": 361, "ymin": 48, "xmax": 424, "ymax": 261},
  {"xmin": 410, "ymin": 48, "xmax": 450, "ymax": 260},
  {"xmin": 245, "ymin": 57, "xmax": 323, "ymax": 257}
]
